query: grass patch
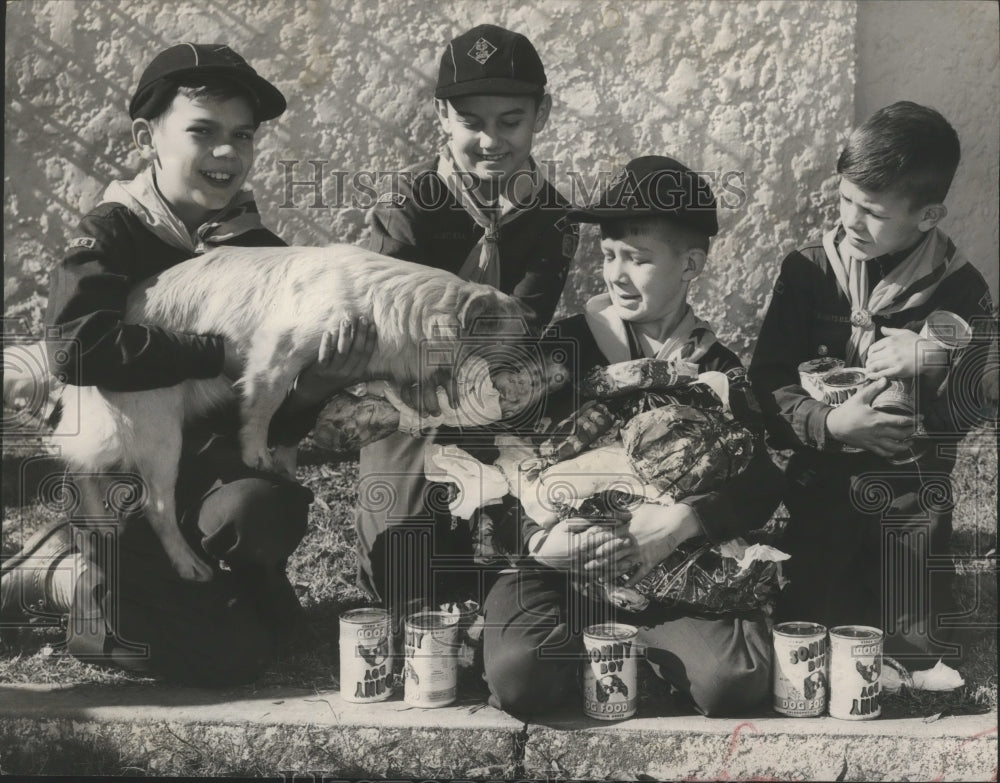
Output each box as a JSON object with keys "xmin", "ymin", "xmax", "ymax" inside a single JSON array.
[{"xmin": 2, "ymin": 428, "xmax": 996, "ymax": 716}]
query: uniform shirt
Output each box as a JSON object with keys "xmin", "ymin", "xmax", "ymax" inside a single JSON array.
[
  {"xmin": 45, "ymin": 201, "xmax": 316, "ymax": 442},
  {"xmin": 749, "ymin": 239, "xmax": 995, "ymax": 454},
  {"xmin": 365, "ymin": 156, "xmax": 577, "ymax": 330}
]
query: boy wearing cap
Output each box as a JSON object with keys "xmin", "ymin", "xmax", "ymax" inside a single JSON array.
[
  {"xmin": 749, "ymin": 102, "xmax": 995, "ymax": 664},
  {"xmin": 481, "ymin": 156, "xmax": 782, "ymax": 717},
  {"xmin": 357, "ymin": 24, "xmax": 576, "ymax": 613},
  {"xmin": 1, "ymin": 43, "xmax": 375, "ymax": 685}
]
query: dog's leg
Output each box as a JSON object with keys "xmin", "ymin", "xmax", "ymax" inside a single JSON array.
[
  {"xmin": 130, "ymin": 406, "xmax": 214, "ymax": 583},
  {"xmin": 238, "ymin": 332, "xmax": 306, "ymax": 472}
]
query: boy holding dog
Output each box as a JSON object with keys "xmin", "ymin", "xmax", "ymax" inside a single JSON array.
[
  {"xmin": 749, "ymin": 102, "xmax": 995, "ymax": 665},
  {"xmin": 357, "ymin": 24, "xmax": 577, "ymax": 615},
  {"xmin": 2, "ymin": 44, "xmax": 375, "ymax": 684},
  {"xmin": 481, "ymin": 156, "xmax": 783, "ymax": 716}
]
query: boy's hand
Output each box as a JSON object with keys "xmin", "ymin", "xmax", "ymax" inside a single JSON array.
[
  {"xmin": 613, "ymin": 503, "xmax": 702, "ymax": 587},
  {"xmin": 531, "ymin": 518, "xmax": 626, "ymax": 573},
  {"xmin": 292, "ymin": 317, "xmax": 377, "ymax": 406},
  {"xmin": 825, "ymin": 378, "xmax": 919, "ymax": 458},
  {"xmin": 865, "ymin": 327, "xmax": 922, "ymax": 380}
]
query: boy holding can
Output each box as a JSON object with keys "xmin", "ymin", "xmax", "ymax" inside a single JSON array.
[{"xmin": 749, "ymin": 102, "xmax": 995, "ymax": 665}]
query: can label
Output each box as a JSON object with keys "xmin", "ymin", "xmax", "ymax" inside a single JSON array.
[
  {"xmin": 872, "ymin": 377, "xmax": 915, "ymax": 415},
  {"xmin": 829, "ymin": 625, "xmax": 883, "ymax": 720},
  {"xmin": 582, "ymin": 624, "xmax": 639, "ymax": 721},
  {"xmin": 339, "ymin": 608, "xmax": 393, "ymax": 703},
  {"xmin": 772, "ymin": 622, "xmax": 828, "ymax": 716},
  {"xmin": 403, "ymin": 611, "xmax": 459, "ymax": 708},
  {"xmin": 819, "ymin": 368, "xmax": 868, "ymax": 405},
  {"xmin": 798, "ymin": 358, "xmax": 845, "ymax": 401}
]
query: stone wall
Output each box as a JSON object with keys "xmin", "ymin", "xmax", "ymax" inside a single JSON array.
[
  {"xmin": 7, "ymin": 0, "xmax": 860, "ymax": 358},
  {"xmin": 856, "ymin": 0, "xmax": 999, "ymax": 304}
]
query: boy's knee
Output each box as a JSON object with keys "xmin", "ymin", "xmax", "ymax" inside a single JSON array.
[
  {"xmin": 197, "ymin": 478, "xmax": 309, "ymax": 567},
  {"xmin": 689, "ymin": 659, "xmax": 771, "ymax": 717},
  {"xmin": 485, "ymin": 646, "xmax": 574, "ymax": 715}
]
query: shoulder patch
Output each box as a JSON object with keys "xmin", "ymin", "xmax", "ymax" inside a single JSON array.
[
  {"xmin": 562, "ymin": 232, "xmax": 579, "ymax": 259},
  {"xmin": 979, "ymin": 290, "xmax": 994, "ymax": 314},
  {"xmin": 69, "ymin": 236, "xmax": 97, "ymax": 250},
  {"xmin": 773, "ymin": 279, "xmax": 785, "ymax": 295},
  {"xmin": 377, "ymin": 192, "xmax": 407, "ymax": 208}
]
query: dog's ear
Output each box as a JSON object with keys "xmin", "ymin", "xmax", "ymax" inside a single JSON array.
[{"xmin": 457, "ymin": 290, "xmax": 496, "ymax": 333}]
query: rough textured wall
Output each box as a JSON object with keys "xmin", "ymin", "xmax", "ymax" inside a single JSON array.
[
  {"xmin": 856, "ymin": 0, "xmax": 1000, "ymax": 304},
  {"xmin": 4, "ymin": 0, "xmax": 857, "ymax": 357}
]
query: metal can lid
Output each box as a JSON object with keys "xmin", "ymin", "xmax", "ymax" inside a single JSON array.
[
  {"xmin": 340, "ymin": 607, "xmax": 390, "ymax": 626},
  {"xmin": 829, "ymin": 625, "xmax": 883, "ymax": 640},
  {"xmin": 798, "ymin": 358, "xmax": 844, "ymax": 375},
  {"xmin": 773, "ymin": 621, "xmax": 827, "ymax": 638},
  {"xmin": 583, "ymin": 623, "xmax": 639, "ymax": 641},
  {"xmin": 405, "ymin": 611, "xmax": 459, "ymax": 631},
  {"xmin": 821, "ymin": 368, "xmax": 868, "ymax": 387}
]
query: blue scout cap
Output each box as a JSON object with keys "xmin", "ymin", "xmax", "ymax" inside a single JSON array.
[
  {"xmin": 435, "ymin": 24, "xmax": 547, "ymax": 100},
  {"xmin": 568, "ymin": 155, "xmax": 719, "ymax": 237},
  {"xmin": 129, "ymin": 43, "xmax": 286, "ymax": 122}
]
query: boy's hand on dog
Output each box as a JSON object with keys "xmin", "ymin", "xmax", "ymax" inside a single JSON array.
[
  {"xmin": 292, "ymin": 317, "xmax": 378, "ymax": 406},
  {"xmin": 825, "ymin": 378, "xmax": 920, "ymax": 458}
]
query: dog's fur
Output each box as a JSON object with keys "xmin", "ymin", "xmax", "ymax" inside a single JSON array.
[{"xmin": 50, "ymin": 243, "xmax": 527, "ymax": 581}]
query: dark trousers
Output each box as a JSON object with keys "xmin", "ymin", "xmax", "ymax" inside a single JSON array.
[
  {"xmin": 482, "ymin": 569, "xmax": 771, "ymax": 718},
  {"xmin": 63, "ymin": 432, "xmax": 312, "ymax": 686},
  {"xmin": 777, "ymin": 451, "xmax": 962, "ymax": 664}
]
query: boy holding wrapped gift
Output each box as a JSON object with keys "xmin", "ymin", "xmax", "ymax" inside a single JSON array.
[
  {"xmin": 749, "ymin": 102, "xmax": 995, "ymax": 664},
  {"xmin": 479, "ymin": 156, "xmax": 784, "ymax": 717}
]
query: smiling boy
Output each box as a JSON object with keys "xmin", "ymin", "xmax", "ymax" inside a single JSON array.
[
  {"xmin": 2, "ymin": 44, "xmax": 375, "ymax": 685},
  {"xmin": 749, "ymin": 102, "xmax": 995, "ymax": 664},
  {"xmin": 358, "ymin": 24, "xmax": 576, "ymax": 615}
]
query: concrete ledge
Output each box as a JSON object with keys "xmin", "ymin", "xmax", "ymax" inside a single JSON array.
[{"xmin": 0, "ymin": 683, "xmax": 996, "ymax": 780}]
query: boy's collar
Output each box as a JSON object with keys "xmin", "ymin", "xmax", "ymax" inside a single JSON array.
[{"xmin": 101, "ymin": 168, "xmax": 263, "ymax": 254}]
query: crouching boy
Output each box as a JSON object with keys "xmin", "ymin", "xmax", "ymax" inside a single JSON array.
[
  {"xmin": 749, "ymin": 102, "xmax": 995, "ymax": 665},
  {"xmin": 481, "ymin": 156, "xmax": 783, "ymax": 716}
]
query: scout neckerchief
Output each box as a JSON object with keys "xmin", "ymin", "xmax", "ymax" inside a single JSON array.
[
  {"xmin": 584, "ymin": 293, "xmax": 717, "ymax": 376},
  {"xmin": 436, "ymin": 147, "xmax": 544, "ymax": 287},
  {"xmin": 101, "ymin": 167, "xmax": 266, "ymax": 255},
  {"xmin": 822, "ymin": 222, "xmax": 968, "ymax": 365}
]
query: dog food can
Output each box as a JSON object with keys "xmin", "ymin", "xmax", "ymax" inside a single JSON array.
[
  {"xmin": 871, "ymin": 377, "xmax": 915, "ymax": 416},
  {"xmin": 582, "ymin": 623, "xmax": 639, "ymax": 721},
  {"xmin": 819, "ymin": 368, "xmax": 868, "ymax": 405},
  {"xmin": 772, "ymin": 621, "xmax": 828, "ymax": 716},
  {"xmin": 339, "ymin": 608, "xmax": 393, "ymax": 703},
  {"xmin": 798, "ymin": 358, "xmax": 845, "ymax": 401},
  {"xmin": 403, "ymin": 611, "xmax": 460, "ymax": 707},
  {"xmin": 829, "ymin": 625, "xmax": 883, "ymax": 720}
]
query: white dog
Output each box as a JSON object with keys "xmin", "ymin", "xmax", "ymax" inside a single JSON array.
[{"xmin": 48, "ymin": 243, "xmax": 527, "ymax": 582}]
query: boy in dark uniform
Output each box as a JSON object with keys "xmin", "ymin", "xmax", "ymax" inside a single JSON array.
[
  {"xmin": 481, "ymin": 156, "xmax": 782, "ymax": 717},
  {"xmin": 749, "ymin": 102, "xmax": 995, "ymax": 666},
  {"xmin": 358, "ymin": 24, "xmax": 577, "ymax": 613},
  {"xmin": 1, "ymin": 44, "xmax": 375, "ymax": 684}
]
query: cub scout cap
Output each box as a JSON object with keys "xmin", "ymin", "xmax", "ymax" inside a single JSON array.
[
  {"xmin": 435, "ymin": 24, "xmax": 547, "ymax": 100},
  {"xmin": 568, "ymin": 155, "xmax": 719, "ymax": 237},
  {"xmin": 129, "ymin": 42, "xmax": 286, "ymax": 122}
]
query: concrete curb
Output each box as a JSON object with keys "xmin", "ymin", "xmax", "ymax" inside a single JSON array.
[{"xmin": 0, "ymin": 683, "xmax": 996, "ymax": 780}]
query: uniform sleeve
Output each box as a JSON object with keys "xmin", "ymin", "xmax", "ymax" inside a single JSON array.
[
  {"xmin": 916, "ymin": 267, "xmax": 996, "ymax": 437},
  {"xmin": 364, "ymin": 186, "xmax": 429, "ymax": 264},
  {"xmin": 509, "ymin": 215, "xmax": 577, "ymax": 330},
  {"xmin": 45, "ymin": 209, "xmax": 225, "ymax": 391},
  {"xmin": 749, "ymin": 251, "xmax": 836, "ymax": 451}
]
